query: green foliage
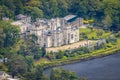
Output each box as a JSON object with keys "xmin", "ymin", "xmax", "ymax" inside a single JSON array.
[
  {"xmin": 7, "ymin": 54, "xmax": 27, "ymax": 78},
  {"xmin": 106, "ymin": 37, "xmax": 117, "ymax": 45},
  {"xmin": 0, "ymin": 20, "xmax": 21, "ymax": 64},
  {"xmin": 0, "ymin": 21, "xmax": 46, "ymax": 79},
  {"xmin": 96, "ymin": 30, "xmax": 104, "ymax": 37},
  {"xmin": 116, "ymin": 31, "xmax": 120, "ymax": 37},
  {"xmin": 24, "ymin": 6, "xmax": 43, "ymax": 20},
  {"xmin": 23, "ymin": 71, "xmax": 36, "ymax": 80},
  {"xmin": 14, "ymin": 0, "xmax": 24, "ymax": 15},
  {"xmin": 80, "ymin": 47, "xmax": 90, "ymax": 53},
  {"xmin": 34, "ymin": 46, "xmax": 42, "ymax": 59},
  {"xmin": 0, "ymin": 0, "xmax": 119, "ymax": 31},
  {"xmin": 46, "ymin": 51, "xmax": 56, "ymax": 60},
  {"xmin": 50, "ymin": 68, "xmax": 79, "ymax": 80},
  {"xmin": 79, "ymin": 28, "xmax": 111, "ymax": 40},
  {"xmin": 94, "ymin": 42, "xmax": 106, "ymax": 50},
  {"xmin": 0, "ymin": 21, "xmax": 20, "ymax": 48},
  {"xmin": 0, "ymin": 63, "xmax": 8, "ymax": 72},
  {"xmin": 18, "ymin": 34, "xmax": 43, "ymax": 60},
  {"xmin": 35, "ymin": 65, "xmax": 44, "ymax": 80},
  {"xmin": 56, "ymin": 50, "xmax": 64, "ymax": 59},
  {"xmin": 0, "ymin": 0, "xmax": 120, "ymax": 79},
  {"xmin": 102, "ymin": 15, "xmax": 112, "ymax": 29},
  {"xmin": 25, "ymin": 56, "xmax": 34, "ymax": 71},
  {"xmin": 23, "ymin": 65, "xmax": 49, "ymax": 80},
  {"xmin": 41, "ymin": 46, "xmax": 46, "ymax": 57},
  {"xmin": 25, "ymin": 0, "xmax": 41, "ymax": 7}
]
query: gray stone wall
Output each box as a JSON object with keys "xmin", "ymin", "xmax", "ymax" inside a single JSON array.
[{"xmin": 12, "ymin": 14, "xmax": 83, "ymax": 48}]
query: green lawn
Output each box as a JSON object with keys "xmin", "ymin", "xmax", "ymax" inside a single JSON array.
[
  {"xmin": 79, "ymin": 28, "xmax": 91, "ymax": 33},
  {"xmin": 117, "ymin": 38, "xmax": 120, "ymax": 48},
  {"xmin": 79, "ymin": 28, "xmax": 111, "ymax": 40},
  {"xmin": 35, "ymin": 58, "xmax": 51, "ymax": 65},
  {"xmin": 35, "ymin": 46, "xmax": 120, "ymax": 67}
]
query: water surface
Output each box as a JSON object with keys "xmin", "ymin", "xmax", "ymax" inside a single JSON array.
[{"xmin": 44, "ymin": 52, "xmax": 120, "ymax": 80}]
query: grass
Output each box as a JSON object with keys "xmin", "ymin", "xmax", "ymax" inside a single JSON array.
[
  {"xmin": 117, "ymin": 38, "xmax": 120, "ymax": 48},
  {"xmin": 35, "ymin": 36, "xmax": 120, "ymax": 67},
  {"xmin": 79, "ymin": 28, "xmax": 111, "ymax": 40},
  {"xmin": 39, "ymin": 48, "xmax": 120, "ymax": 69},
  {"xmin": 35, "ymin": 44, "xmax": 120, "ymax": 68},
  {"xmin": 79, "ymin": 28, "xmax": 91, "ymax": 33},
  {"xmin": 35, "ymin": 28, "xmax": 119, "ymax": 68},
  {"xmin": 0, "ymin": 63, "xmax": 8, "ymax": 71},
  {"xmin": 101, "ymin": 32, "xmax": 111, "ymax": 38},
  {"xmin": 35, "ymin": 58, "xmax": 51, "ymax": 65}
]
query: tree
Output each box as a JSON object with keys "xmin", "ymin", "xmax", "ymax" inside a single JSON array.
[
  {"xmin": 50, "ymin": 68, "xmax": 79, "ymax": 80},
  {"xmin": 0, "ymin": 0, "xmax": 119, "ymax": 31},
  {"xmin": 4, "ymin": 0, "xmax": 16, "ymax": 11},
  {"xmin": 14, "ymin": 0, "xmax": 24, "ymax": 15},
  {"xmin": 46, "ymin": 51, "xmax": 55, "ymax": 60},
  {"xmin": 41, "ymin": 45, "xmax": 46, "ymax": 57},
  {"xmin": 103, "ymin": 0, "xmax": 120, "ymax": 31},
  {"xmin": 34, "ymin": 46, "xmax": 42, "ymax": 60},
  {"xmin": 25, "ymin": 0, "xmax": 41, "ymax": 7},
  {"xmin": 57, "ymin": 0, "xmax": 68, "ymax": 16},
  {"xmin": 25, "ymin": 56, "xmax": 34, "ymax": 71},
  {"xmin": 0, "ymin": 25, "xmax": 5, "ymax": 48},
  {"xmin": 49, "ymin": 0, "xmax": 59, "ymax": 17},
  {"xmin": 0, "ymin": 21, "xmax": 20, "ymax": 59},
  {"xmin": 23, "ymin": 71, "xmax": 36, "ymax": 80},
  {"xmin": 24, "ymin": 6, "xmax": 43, "ymax": 20},
  {"xmin": 35, "ymin": 65, "xmax": 49, "ymax": 80},
  {"xmin": 102, "ymin": 15, "xmax": 112, "ymax": 29},
  {"xmin": 21, "ymin": 34, "xmax": 42, "ymax": 59},
  {"xmin": 35, "ymin": 65, "xmax": 44, "ymax": 80},
  {"xmin": 23, "ymin": 65, "xmax": 49, "ymax": 80},
  {"xmin": 7, "ymin": 54, "xmax": 27, "ymax": 78},
  {"xmin": 0, "ymin": 6, "xmax": 4, "ymax": 19},
  {"xmin": 0, "ymin": 21, "xmax": 20, "ymax": 48}
]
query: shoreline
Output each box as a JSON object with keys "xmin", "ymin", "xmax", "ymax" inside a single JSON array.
[{"xmin": 38, "ymin": 47, "xmax": 120, "ymax": 70}]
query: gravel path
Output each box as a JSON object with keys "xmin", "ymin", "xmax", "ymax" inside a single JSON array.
[{"xmin": 46, "ymin": 40, "xmax": 97, "ymax": 52}]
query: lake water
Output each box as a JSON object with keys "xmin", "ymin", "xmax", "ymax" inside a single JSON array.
[{"xmin": 44, "ymin": 52, "xmax": 120, "ymax": 80}]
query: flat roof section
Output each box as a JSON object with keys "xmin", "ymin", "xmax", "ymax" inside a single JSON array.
[{"xmin": 64, "ymin": 15, "xmax": 77, "ymax": 21}]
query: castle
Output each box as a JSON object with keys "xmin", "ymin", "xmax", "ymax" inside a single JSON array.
[{"xmin": 12, "ymin": 14, "xmax": 83, "ymax": 48}]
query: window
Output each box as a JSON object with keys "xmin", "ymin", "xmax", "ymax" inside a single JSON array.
[{"xmin": 71, "ymin": 34, "xmax": 73, "ymax": 39}]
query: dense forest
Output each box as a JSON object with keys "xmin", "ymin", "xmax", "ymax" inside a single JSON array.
[{"xmin": 0, "ymin": 0, "xmax": 120, "ymax": 31}]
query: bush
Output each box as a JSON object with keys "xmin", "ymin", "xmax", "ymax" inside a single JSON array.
[
  {"xmin": 50, "ymin": 68, "xmax": 80, "ymax": 80},
  {"xmin": 0, "ymin": 55, "xmax": 4, "ymax": 58},
  {"xmin": 106, "ymin": 37, "xmax": 117, "ymax": 44},
  {"xmin": 116, "ymin": 31, "xmax": 120, "ymax": 37},
  {"xmin": 56, "ymin": 50, "xmax": 64, "ymax": 59}
]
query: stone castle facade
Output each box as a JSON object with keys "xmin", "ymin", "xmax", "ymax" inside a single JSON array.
[{"xmin": 12, "ymin": 14, "xmax": 83, "ymax": 48}]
